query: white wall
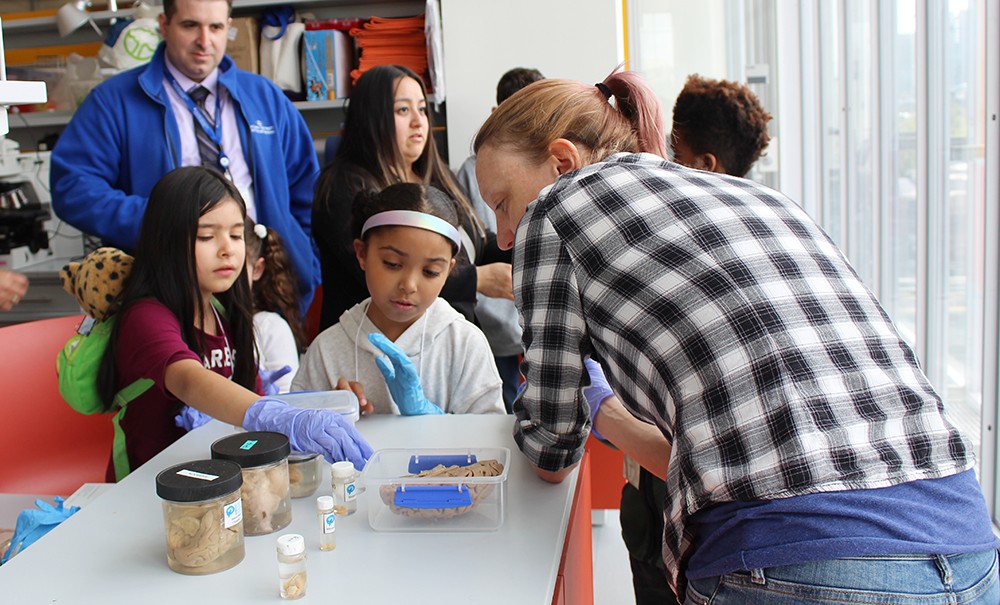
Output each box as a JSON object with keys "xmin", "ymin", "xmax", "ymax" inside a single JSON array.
[{"xmin": 440, "ymin": 0, "xmax": 623, "ymax": 170}]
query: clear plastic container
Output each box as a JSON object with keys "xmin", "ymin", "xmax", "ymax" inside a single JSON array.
[
  {"xmin": 155, "ymin": 459, "xmax": 245, "ymax": 575},
  {"xmin": 360, "ymin": 448, "xmax": 510, "ymax": 532},
  {"xmin": 211, "ymin": 431, "xmax": 292, "ymax": 536},
  {"xmin": 276, "ymin": 533, "xmax": 307, "ymax": 600},
  {"xmin": 281, "ymin": 390, "xmax": 360, "ymax": 423},
  {"xmin": 287, "ymin": 452, "xmax": 321, "ymax": 498}
]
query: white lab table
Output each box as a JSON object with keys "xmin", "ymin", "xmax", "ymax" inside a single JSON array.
[{"xmin": 0, "ymin": 414, "xmax": 583, "ymax": 604}]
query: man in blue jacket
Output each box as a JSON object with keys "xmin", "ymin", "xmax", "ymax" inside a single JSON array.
[{"xmin": 51, "ymin": 0, "xmax": 320, "ymax": 309}]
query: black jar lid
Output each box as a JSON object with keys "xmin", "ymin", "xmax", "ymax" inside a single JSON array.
[
  {"xmin": 156, "ymin": 459, "xmax": 243, "ymax": 502},
  {"xmin": 211, "ymin": 431, "xmax": 291, "ymax": 468}
]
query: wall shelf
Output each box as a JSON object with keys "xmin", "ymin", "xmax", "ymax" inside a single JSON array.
[
  {"xmin": 7, "ymin": 100, "xmax": 345, "ymax": 130},
  {"xmin": 0, "ymin": 0, "xmax": 417, "ymax": 33},
  {"xmin": 1, "ymin": 9, "xmax": 135, "ymax": 34},
  {"xmin": 6, "ymin": 93, "xmax": 446, "ymax": 131},
  {"xmin": 1, "ymin": 0, "xmax": 436, "ymax": 153}
]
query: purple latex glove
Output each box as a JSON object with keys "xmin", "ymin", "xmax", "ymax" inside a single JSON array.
[
  {"xmin": 243, "ymin": 397, "xmax": 373, "ymax": 470},
  {"xmin": 583, "ymin": 358, "xmax": 613, "ymax": 441},
  {"xmin": 368, "ymin": 333, "xmax": 444, "ymax": 415},
  {"xmin": 174, "ymin": 406, "xmax": 214, "ymax": 431},
  {"xmin": 260, "ymin": 365, "xmax": 293, "ymax": 396}
]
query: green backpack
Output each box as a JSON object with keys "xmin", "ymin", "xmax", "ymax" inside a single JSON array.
[{"xmin": 57, "ymin": 315, "xmax": 153, "ymax": 481}]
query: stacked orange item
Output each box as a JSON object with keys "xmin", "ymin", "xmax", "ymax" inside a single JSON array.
[{"xmin": 349, "ymin": 15, "xmax": 428, "ymax": 89}]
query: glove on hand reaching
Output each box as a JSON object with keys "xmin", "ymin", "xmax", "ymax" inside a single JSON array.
[
  {"xmin": 174, "ymin": 406, "xmax": 214, "ymax": 431},
  {"xmin": 243, "ymin": 398, "xmax": 373, "ymax": 470},
  {"xmin": 259, "ymin": 365, "xmax": 293, "ymax": 396},
  {"xmin": 368, "ymin": 333, "xmax": 444, "ymax": 416},
  {"xmin": 583, "ymin": 358, "xmax": 614, "ymax": 441}
]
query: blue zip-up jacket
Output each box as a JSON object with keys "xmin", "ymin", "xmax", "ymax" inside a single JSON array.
[{"xmin": 51, "ymin": 44, "xmax": 320, "ymax": 308}]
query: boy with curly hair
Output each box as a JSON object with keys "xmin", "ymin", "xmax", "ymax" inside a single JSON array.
[{"xmin": 669, "ymin": 74, "xmax": 772, "ymax": 177}]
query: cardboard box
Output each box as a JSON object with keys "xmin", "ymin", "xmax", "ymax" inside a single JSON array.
[
  {"xmin": 303, "ymin": 29, "xmax": 354, "ymax": 101},
  {"xmin": 227, "ymin": 17, "xmax": 260, "ymax": 74}
]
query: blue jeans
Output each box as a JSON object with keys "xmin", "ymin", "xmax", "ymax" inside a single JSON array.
[{"xmin": 684, "ymin": 550, "xmax": 998, "ymax": 604}]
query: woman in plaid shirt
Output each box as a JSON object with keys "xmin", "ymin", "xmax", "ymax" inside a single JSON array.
[{"xmin": 472, "ymin": 71, "xmax": 999, "ymax": 604}]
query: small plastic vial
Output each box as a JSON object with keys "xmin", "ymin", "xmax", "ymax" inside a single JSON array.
[
  {"xmin": 316, "ymin": 495, "xmax": 337, "ymax": 551},
  {"xmin": 330, "ymin": 461, "xmax": 358, "ymax": 516},
  {"xmin": 276, "ymin": 534, "xmax": 307, "ymax": 600}
]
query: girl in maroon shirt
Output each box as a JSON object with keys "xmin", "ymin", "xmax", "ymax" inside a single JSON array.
[{"xmin": 98, "ymin": 167, "xmax": 371, "ymax": 480}]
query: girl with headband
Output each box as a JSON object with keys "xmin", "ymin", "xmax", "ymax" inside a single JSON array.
[
  {"xmin": 473, "ymin": 69, "xmax": 998, "ymax": 604},
  {"xmin": 293, "ymin": 183, "xmax": 504, "ymax": 416},
  {"xmin": 312, "ymin": 65, "xmax": 514, "ymax": 333}
]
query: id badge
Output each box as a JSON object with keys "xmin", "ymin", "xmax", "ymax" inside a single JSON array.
[{"xmin": 623, "ymin": 454, "xmax": 641, "ymax": 490}]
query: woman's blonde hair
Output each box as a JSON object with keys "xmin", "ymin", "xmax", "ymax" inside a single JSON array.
[{"xmin": 473, "ymin": 69, "xmax": 667, "ymax": 163}]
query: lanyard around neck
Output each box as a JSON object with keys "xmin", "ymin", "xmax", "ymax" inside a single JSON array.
[{"xmin": 164, "ymin": 69, "xmax": 230, "ymax": 172}]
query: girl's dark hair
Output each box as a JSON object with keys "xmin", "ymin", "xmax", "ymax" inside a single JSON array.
[
  {"xmin": 496, "ymin": 67, "xmax": 545, "ymax": 105},
  {"xmin": 352, "ymin": 183, "xmax": 461, "ymax": 257},
  {"xmin": 98, "ymin": 167, "xmax": 257, "ymax": 409},
  {"xmin": 671, "ymin": 74, "xmax": 772, "ymax": 177},
  {"xmin": 319, "ymin": 64, "xmax": 483, "ymax": 238},
  {"xmin": 245, "ymin": 219, "xmax": 307, "ymax": 352}
]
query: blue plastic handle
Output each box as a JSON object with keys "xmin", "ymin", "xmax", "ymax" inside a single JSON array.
[
  {"xmin": 393, "ymin": 485, "xmax": 472, "ymax": 509},
  {"xmin": 407, "ymin": 454, "xmax": 477, "ymax": 474}
]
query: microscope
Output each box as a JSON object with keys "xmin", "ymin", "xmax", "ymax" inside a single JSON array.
[
  {"xmin": 0, "ymin": 141, "xmax": 49, "ymax": 261},
  {"xmin": 0, "ymin": 17, "xmax": 58, "ymax": 269}
]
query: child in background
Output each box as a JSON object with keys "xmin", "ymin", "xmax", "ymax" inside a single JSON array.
[
  {"xmin": 455, "ymin": 67, "xmax": 546, "ymax": 412},
  {"xmin": 312, "ymin": 65, "xmax": 513, "ymax": 331},
  {"xmin": 98, "ymin": 167, "xmax": 371, "ymax": 481},
  {"xmin": 292, "ymin": 183, "xmax": 504, "ymax": 416},
  {"xmin": 669, "ymin": 73, "xmax": 772, "ymax": 177},
  {"xmin": 245, "ymin": 219, "xmax": 305, "ymax": 394}
]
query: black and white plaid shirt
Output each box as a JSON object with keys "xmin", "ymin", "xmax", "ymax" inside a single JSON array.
[{"xmin": 511, "ymin": 153, "xmax": 973, "ymax": 591}]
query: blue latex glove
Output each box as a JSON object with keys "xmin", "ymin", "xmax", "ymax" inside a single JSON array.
[
  {"xmin": 174, "ymin": 405, "xmax": 213, "ymax": 431},
  {"xmin": 1, "ymin": 497, "xmax": 80, "ymax": 564},
  {"xmin": 243, "ymin": 398, "xmax": 373, "ymax": 470},
  {"xmin": 260, "ymin": 365, "xmax": 293, "ymax": 396},
  {"xmin": 583, "ymin": 358, "xmax": 614, "ymax": 441},
  {"xmin": 368, "ymin": 333, "xmax": 444, "ymax": 415}
]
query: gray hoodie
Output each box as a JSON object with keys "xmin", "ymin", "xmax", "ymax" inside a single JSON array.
[{"xmin": 291, "ymin": 297, "xmax": 505, "ymax": 415}]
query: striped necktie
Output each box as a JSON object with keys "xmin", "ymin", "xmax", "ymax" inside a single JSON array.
[{"xmin": 187, "ymin": 85, "xmax": 221, "ymax": 171}]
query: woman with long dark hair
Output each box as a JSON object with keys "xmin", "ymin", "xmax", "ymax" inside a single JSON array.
[{"xmin": 313, "ymin": 65, "xmax": 512, "ymax": 330}]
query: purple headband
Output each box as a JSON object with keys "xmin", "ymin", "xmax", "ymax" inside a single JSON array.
[{"xmin": 360, "ymin": 210, "xmax": 462, "ymax": 251}]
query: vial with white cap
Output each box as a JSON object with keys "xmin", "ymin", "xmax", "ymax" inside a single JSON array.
[
  {"xmin": 316, "ymin": 495, "xmax": 337, "ymax": 551},
  {"xmin": 330, "ymin": 461, "xmax": 358, "ymax": 515},
  {"xmin": 276, "ymin": 534, "xmax": 307, "ymax": 600}
]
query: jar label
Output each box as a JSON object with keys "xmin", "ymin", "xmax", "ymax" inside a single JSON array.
[
  {"xmin": 224, "ymin": 498, "xmax": 243, "ymax": 528},
  {"xmin": 345, "ymin": 481, "xmax": 357, "ymax": 502},
  {"xmin": 176, "ymin": 468, "xmax": 219, "ymax": 481},
  {"xmin": 322, "ymin": 511, "xmax": 336, "ymax": 534},
  {"xmin": 239, "ymin": 439, "xmax": 258, "ymax": 450}
]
